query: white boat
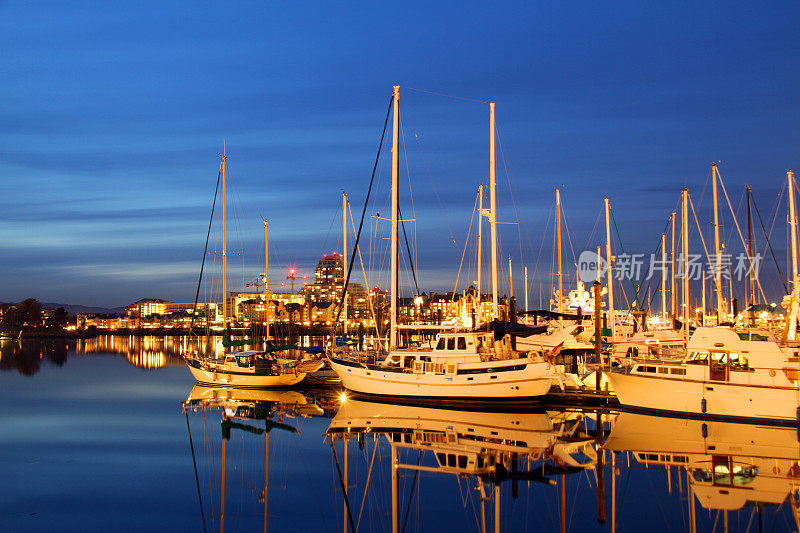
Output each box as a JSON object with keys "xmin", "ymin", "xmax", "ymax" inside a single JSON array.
[
  {"xmin": 184, "ymin": 153, "xmax": 323, "ymax": 388},
  {"xmin": 607, "ymin": 326, "xmax": 800, "ymax": 423},
  {"xmin": 604, "ymin": 412, "xmax": 800, "ymax": 515},
  {"xmin": 329, "ymin": 87, "xmax": 554, "ymax": 403},
  {"xmin": 187, "ymin": 351, "xmax": 324, "ymax": 388},
  {"xmin": 329, "ymin": 331, "xmax": 553, "ymax": 403}
]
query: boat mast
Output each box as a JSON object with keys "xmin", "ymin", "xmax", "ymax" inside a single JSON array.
[
  {"xmin": 661, "ymin": 233, "xmax": 667, "ymax": 323},
  {"xmin": 712, "ymin": 163, "xmax": 724, "ymax": 324},
  {"xmin": 524, "ymin": 266, "xmax": 529, "ymax": 313},
  {"xmin": 508, "ymin": 257, "xmax": 513, "ymax": 300},
  {"xmin": 489, "ymin": 102, "xmax": 499, "ymax": 319},
  {"xmin": 604, "ymin": 198, "xmax": 614, "ymax": 339},
  {"xmin": 342, "ymin": 192, "xmax": 348, "ymax": 336},
  {"xmin": 786, "ymin": 170, "xmax": 799, "ymax": 341},
  {"xmin": 746, "ymin": 185, "xmax": 756, "ymax": 326},
  {"xmin": 670, "ymin": 212, "xmax": 676, "ymax": 319},
  {"xmin": 557, "ymin": 189, "xmax": 564, "ymax": 325},
  {"xmin": 477, "ymin": 184, "xmax": 484, "ymax": 322},
  {"xmin": 390, "ymin": 85, "xmax": 399, "ymax": 349},
  {"xmin": 682, "ymin": 189, "xmax": 690, "ymax": 344},
  {"xmin": 264, "ymin": 220, "xmax": 270, "ymax": 340},
  {"xmin": 222, "ymin": 154, "xmax": 228, "ymax": 326}
]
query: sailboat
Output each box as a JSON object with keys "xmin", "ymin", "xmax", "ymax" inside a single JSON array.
[
  {"xmin": 185, "ymin": 153, "xmax": 323, "ymax": 388},
  {"xmin": 608, "ymin": 174, "xmax": 800, "ymax": 423},
  {"xmin": 328, "ymin": 87, "xmax": 553, "ymax": 403}
]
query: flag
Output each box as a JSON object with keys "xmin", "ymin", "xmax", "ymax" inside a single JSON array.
[{"xmin": 547, "ymin": 341, "xmax": 565, "ymax": 364}]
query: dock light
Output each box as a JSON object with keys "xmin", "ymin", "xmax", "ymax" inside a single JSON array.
[{"xmin": 339, "ymin": 392, "xmax": 348, "ymax": 404}]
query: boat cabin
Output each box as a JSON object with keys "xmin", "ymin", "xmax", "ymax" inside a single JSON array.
[{"xmin": 383, "ymin": 332, "xmax": 506, "ymax": 369}]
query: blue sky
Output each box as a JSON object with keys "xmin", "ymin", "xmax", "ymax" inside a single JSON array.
[{"xmin": 1, "ymin": 1, "xmax": 799, "ymax": 308}]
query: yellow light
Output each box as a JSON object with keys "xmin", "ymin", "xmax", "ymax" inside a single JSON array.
[{"xmin": 339, "ymin": 392, "xmax": 348, "ymax": 404}]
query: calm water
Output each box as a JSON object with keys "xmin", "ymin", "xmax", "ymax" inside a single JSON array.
[{"xmin": 1, "ymin": 336, "xmax": 799, "ymax": 532}]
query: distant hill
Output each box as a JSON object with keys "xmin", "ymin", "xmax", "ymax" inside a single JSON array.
[{"xmin": 40, "ymin": 302, "xmax": 126, "ymax": 316}]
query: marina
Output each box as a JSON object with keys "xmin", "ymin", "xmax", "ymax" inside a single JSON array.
[{"xmin": 3, "ymin": 1, "xmax": 800, "ymax": 531}]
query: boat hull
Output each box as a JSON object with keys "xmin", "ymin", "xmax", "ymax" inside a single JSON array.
[
  {"xmin": 329, "ymin": 357, "xmax": 552, "ymax": 402},
  {"xmin": 187, "ymin": 360, "xmax": 307, "ymax": 388},
  {"xmin": 607, "ymin": 371, "xmax": 800, "ymax": 424}
]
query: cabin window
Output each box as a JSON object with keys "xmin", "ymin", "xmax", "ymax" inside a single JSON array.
[
  {"xmin": 671, "ymin": 368, "xmax": 686, "ymax": 376},
  {"xmin": 447, "ymin": 454, "xmax": 457, "ymax": 467},
  {"xmin": 436, "ymin": 338, "xmax": 446, "ymax": 350},
  {"xmin": 403, "ymin": 357, "xmax": 414, "ymax": 369},
  {"xmin": 729, "ymin": 352, "xmax": 750, "ymax": 371},
  {"xmin": 458, "ymin": 455, "xmax": 468, "ymax": 469},
  {"xmin": 737, "ymin": 331, "xmax": 770, "ymax": 342},
  {"xmin": 457, "ymin": 337, "xmax": 467, "ymax": 350},
  {"xmin": 686, "ymin": 351, "xmax": 709, "ymax": 364},
  {"xmin": 658, "ymin": 367, "xmax": 669, "ymax": 374},
  {"xmin": 437, "ymin": 453, "xmax": 446, "ymax": 465},
  {"xmin": 447, "ymin": 338, "xmax": 455, "ymax": 350}
]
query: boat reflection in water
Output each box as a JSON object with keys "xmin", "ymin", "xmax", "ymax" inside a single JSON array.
[
  {"xmin": 182, "ymin": 385, "xmax": 326, "ymax": 532},
  {"xmin": 326, "ymin": 398, "xmax": 598, "ymax": 532},
  {"xmin": 604, "ymin": 412, "xmax": 800, "ymax": 531}
]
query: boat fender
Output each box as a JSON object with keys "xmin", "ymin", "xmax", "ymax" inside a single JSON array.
[
  {"xmin": 701, "ymin": 422, "xmax": 708, "ymax": 439},
  {"xmin": 701, "ymin": 398, "xmax": 707, "ymax": 414}
]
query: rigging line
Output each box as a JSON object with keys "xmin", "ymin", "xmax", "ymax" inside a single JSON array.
[
  {"xmin": 585, "ymin": 209, "xmax": 603, "ymax": 251},
  {"xmin": 453, "ymin": 189, "xmax": 480, "ymax": 299},
  {"xmin": 716, "ymin": 170, "xmax": 769, "ymax": 303},
  {"xmin": 398, "ymin": 205, "xmax": 419, "ymax": 296},
  {"xmin": 609, "ymin": 208, "xmax": 642, "ymax": 310},
  {"xmin": 496, "ymin": 124, "xmax": 526, "ymax": 268},
  {"xmin": 335, "ymin": 94, "xmax": 393, "ymax": 328},
  {"xmin": 561, "ymin": 207, "xmax": 578, "ymax": 270},
  {"xmin": 185, "ymin": 412, "xmax": 208, "ymax": 533},
  {"xmin": 355, "ymin": 438, "xmax": 379, "ymax": 532},
  {"xmin": 400, "ymin": 85, "xmax": 488, "ymax": 104},
  {"xmin": 190, "ymin": 170, "xmax": 222, "ymax": 336},
  {"xmin": 400, "ymin": 111, "xmax": 421, "ymax": 277},
  {"xmin": 401, "ymin": 451, "xmax": 422, "ymax": 533},
  {"xmin": 402, "ymin": 103, "xmax": 458, "ymax": 249},
  {"xmin": 330, "ymin": 440, "xmax": 356, "ymax": 533},
  {"xmin": 349, "ymin": 204, "xmax": 381, "ymax": 338},
  {"xmin": 688, "ymin": 194, "xmax": 726, "ymax": 298},
  {"xmin": 533, "ymin": 202, "xmax": 555, "ymax": 287},
  {"xmin": 752, "ymin": 190, "xmax": 788, "ymax": 293}
]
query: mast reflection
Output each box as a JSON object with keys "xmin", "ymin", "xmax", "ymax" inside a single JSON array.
[
  {"xmin": 182, "ymin": 385, "xmax": 326, "ymax": 532},
  {"xmin": 326, "ymin": 399, "xmax": 597, "ymax": 533}
]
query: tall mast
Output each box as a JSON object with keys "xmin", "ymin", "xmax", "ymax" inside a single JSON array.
[
  {"xmin": 390, "ymin": 86, "xmax": 400, "ymax": 349},
  {"xmin": 712, "ymin": 163, "xmax": 724, "ymax": 323},
  {"xmin": 264, "ymin": 220, "xmax": 270, "ymax": 340},
  {"xmin": 661, "ymin": 233, "xmax": 667, "ymax": 323},
  {"xmin": 342, "ymin": 192, "xmax": 348, "ymax": 335},
  {"xmin": 556, "ymin": 189, "xmax": 564, "ymax": 320},
  {"xmin": 682, "ymin": 189, "xmax": 690, "ymax": 344},
  {"xmin": 746, "ymin": 185, "xmax": 756, "ymax": 326},
  {"xmin": 670, "ymin": 212, "xmax": 676, "ymax": 318},
  {"xmin": 787, "ymin": 170, "xmax": 799, "ymax": 341},
  {"xmin": 508, "ymin": 257, "xmax": 514, "ymax": 299},
  {"xmin": 604, "ymin": 198, "xmax": 614, "ymax": 339},
  {"xmin": 222, "ymin": 154, "xmax": 228, "ymax": 325},
  {"xmin": 477, "ymin": 184, "xmax": 484, "ymax": 322},
  {"xmin": 524, "ymin": 266, "xmax": 529, "ymax": 313},
  {"xmin": 489, "ymin": 102, "xmax": 499, "ymax": 319},
  {"xmin": 701, "ymin": 271, "xmax": 706, "ymax": 327}
]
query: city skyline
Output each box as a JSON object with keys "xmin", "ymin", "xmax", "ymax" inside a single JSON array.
[{"xmin": 2, "ymin": 2, "xmax": 799, "ymax": 308}]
